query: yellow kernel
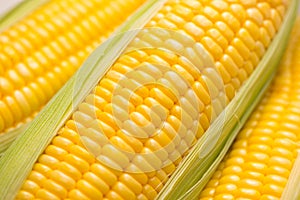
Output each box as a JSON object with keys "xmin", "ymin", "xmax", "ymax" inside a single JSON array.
[
  {"xmin": 112, "ymin": 182, "xmax": 136, "ymax": 200},
  {"xmin": 142, "ymin": 184, "xmax": 157, "ymax": 200},
  {"xmin": 119, "ymin": 173, "xmax": 143, "ymax": 195},
  {"xmin": 184, "ymin": 22, "xmax": 205, "ymax": 39},
  {"xmin": 214, "ymin": 193, "xmax": 234, "ymax": 200},
  {"xmin": 42, "ymin": 179, "xmax": 67, "ymax": 199},
  {"xmin": 16, "ymin": 191, "xmax": 34, "ymax": 200},
  {"xmin": 110, "ymin": 136, "xmax": 135, "ymax": 153},
  {"xmin": 237, "ymin": 188, "xmax": 261, "ymax": 199},
  {"xmin": 231, "ymin": 38, "xmax": 250, "ymax": 60},
  {"xmin": 68, "ymin": 189, "xmax": 89, "ymax": 200},
  {"xmin": 64, "ymin": 154, "xmax": 89, "ymax": 173},
  {"xmin": 193, "ymin": 15, "xmax": 213, "ymax": 31},
  {"xmin": 22, "ymin": 180, "xmax": 40, "ymax": 195},
  {"xmin": 244, "ymin": 20, "xmax": 260, "ymax": 40},
  {"xmin": 173, "ymin": 4, "xmax": 193, "ymax": 20},
  {"xmin": 201, "ymin": 36, "xmax": 223, "ymax": 61},
  {"xmin": 221, "ymin": 12, "xmax": 240, "ymax": 33},
  {"xmin": 83, "ymin": 172, "xmax": 109, "ymax": 195},
  {"xmin": 262, "ymin": 184, "xmax": 283, "ymax": 197},
  {"xmin": 36, "ymin": 189, "xmax": 60, "ymax": 200},
  {"xmin": 50, "ymin": 170, "xmax": 75, "ymax": 191},
  {"xmin": 90, "ymin": 164, "xmax": 117, "ymax": 186},
  {"xmin": 77, "ymin": 180, "xmax": 103, "ymax": 199},
  {"xmin": 219, "ymin": 175, "xmax": 240, "ymax": 185},
  {"xmin": 247, "ymin": 8, "xmax": 263, "ymax": 26}
]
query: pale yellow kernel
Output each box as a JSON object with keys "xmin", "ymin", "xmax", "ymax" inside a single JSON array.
[
  {"xmin": 193, "ymin": 15, "xmax": 213, "ymax": 31},
  {"xmin": 116, "ymin": 130, "xmax": 143, "ymax": 153},
  {"xmin": 101, "ymin": 144, "xmax": 129, "ymax": 169},
  {"xmin": 110, "ymin": 136, "xmax": 134, "ymax": 153}
]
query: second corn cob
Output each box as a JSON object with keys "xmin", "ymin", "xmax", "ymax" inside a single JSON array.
[{"xmin": 199, "ymin": 16, "xmax": 300, "ymax": 200}]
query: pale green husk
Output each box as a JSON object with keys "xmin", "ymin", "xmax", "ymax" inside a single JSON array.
[
  {"xmin": 281, "ymin": 150, "xmax": 300, "ymax": 199},
  {"xmin": 156, "ymin": 0, "xmax": 299, "ymax": 199},
  {"xmin": 0, "ymin": 0, "xmax": 165, "ymax": 199},
  {"xmin": 0, "ymin": 0, "xmax": 49, "ymax": 31}
]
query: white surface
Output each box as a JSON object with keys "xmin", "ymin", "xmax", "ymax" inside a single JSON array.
[{"xmin": 0, "ymin": 0, "xmax": 24, "ymax": 16}]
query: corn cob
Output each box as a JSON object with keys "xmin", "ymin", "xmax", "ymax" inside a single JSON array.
[
  {"xmin": 0, "ymin": 0, "xmax": 145, "ymax": 136},
  {"xmin": 6, "ymin": 0, "xmax": 293, "ymax": 199},
  {"xmin": 199, "ymin": 16, "xmax": 300, "ymax": 200}
]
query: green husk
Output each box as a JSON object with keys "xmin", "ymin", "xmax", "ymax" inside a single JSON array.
[
  {"xmin": 156, "ymin": 0, "xmax": 299, "ymax": 199},
  {"xmin": 281, "ymin": 150, "xmax": 300, "ymax": 199},
  {"xmin": 0, "ymin": 0, "xmax": 49, "ymax": 31},
  {"xmin": 0, "ymin": 0, "xmax": 165, "ymax": 199}
]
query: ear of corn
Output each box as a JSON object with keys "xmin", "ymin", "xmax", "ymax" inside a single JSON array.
[
  {"xmin": 158, "ymin": 1, "xmax": 298, "ymax": 198},
  {"xmin": 199, "ymin": 16, "xmax": 300, "ymax": 200},
  {"xmin": 0, "ymin": 0, "xmax": 146, "ymax": 153},
  {"xmin": 0, "ymin": 0, "xmax": 297, "ymax": 199},
  {"xmin": 0, "ymin": 0, "xmax": 166, "ymax": 198}
]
